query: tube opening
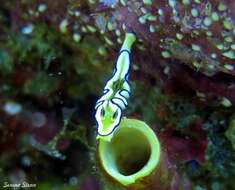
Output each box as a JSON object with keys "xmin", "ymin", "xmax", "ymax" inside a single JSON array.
[
  {"xmin": 98, "ymin": 118, "xmax": 160, "ymax": 186},
  {"xmin": 110, "ymin": 127, "xmax": 151, "ymax": 176}
]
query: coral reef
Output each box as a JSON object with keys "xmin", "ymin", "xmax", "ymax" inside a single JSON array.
[
  {"xmin": 6, "ymin": 0, "xmax": 235, "ymax": 107},
  {"xmin": 8, "ymin": 1, "xmax": 235, "ymax": 74}
]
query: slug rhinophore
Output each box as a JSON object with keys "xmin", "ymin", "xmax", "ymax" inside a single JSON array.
[{"xmin": 95, "ymin": 32, "xmax": 136, "ymax": 141}]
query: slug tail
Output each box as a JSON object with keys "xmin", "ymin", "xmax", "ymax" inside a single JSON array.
[{"xmin": 121, "ymin": 33, "xmax": 136, "ymax": 51}]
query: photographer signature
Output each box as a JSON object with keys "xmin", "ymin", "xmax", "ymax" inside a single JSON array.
[{"xmin": 3, "ymin": 181, "xmax": 36, "ymax": 188}]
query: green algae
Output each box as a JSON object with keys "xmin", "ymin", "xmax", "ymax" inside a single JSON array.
[
  {"xmin": 23, "ymin": 72, "xmax": 59, "ymax": 97},
  {"xmin": 225, "ymin": 115, "xmax": 235, "ymax": 150},
  {"xmin": 0, "ymin": 50, "xmax": 13, "ymax": 74}
]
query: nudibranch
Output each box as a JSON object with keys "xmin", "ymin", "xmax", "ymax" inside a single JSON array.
[{"xmin": 95, "ymin": 32, "xmax": 136, "ymax": 141}]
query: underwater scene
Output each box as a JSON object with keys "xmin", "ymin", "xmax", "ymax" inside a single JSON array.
[{"xmin": 0, "ymin": 0, "xmax": 235, "ymax": 190}]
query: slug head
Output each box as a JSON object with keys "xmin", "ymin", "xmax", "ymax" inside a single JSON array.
[{"xmin": 95, "ymin": 100, "xmax": 122, "ymax": 141}]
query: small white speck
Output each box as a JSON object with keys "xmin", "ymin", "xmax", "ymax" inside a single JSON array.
[
  {"xmin": 224, "ymin": 64, "xmax": 234, "ymax": 71},
  {"xmin": 163, "ymin": 66, "xmax": 170, "ymax": 74},
  {"xmin": 73, "ymin": 33, "xmax": 81, "ymax": 42},
  {"xmin": 143, "ymin": 0, "xmax": 152, "ymax": 5},
  {"xmin": 168, "ymin": 0, "xmax": 176, "ymax": 8},
  {"xmin": 158, "ymin": 9, "xmax": 164, "ymax": 16},
  {"xmin": 120, "ymin": 0, "xmax": 126, "ymax": 6},
  {"xmin": 115, "ymin": 29, "xmax": 121, "ymax": 36},
  {"xmin": 196, "ymin": 91, "xmax": 206, "ymax": 98},
  {"xmin": 191, "ymin": 44, "xmax": 201, "ymax": 51},
  {"xmin": 133, "ymin": 64, "xmax": 139, "ymax": 71},
  {"xmin": 231, "ymin": 44, "xmax": 235, "ymax": 50},
  {"xmin": 221, "ymin": 97, "xmax": 232, "ymax": 107},
  {"xmin": 161, "ymin": 51, "xmax": 171, "ymax": 58},
  {"xmin": 59, "ymin": 19, "xmax": 69, "ymax": 33},
  {"xmin": 3, "ymin": 102, "xmax": 22, "ymax": 115},
  {"xmin": 211, "ymin": 53, "xmax": 217, "ymax": 59},
  {"xmin": 21, "ymin": 24, "xmax": 34, "ymax": 34},
  {"xmin": 149, "ymin": 25, "xmax": 155, "ymax": 33},
  {"xmin": 74, "ymin": 11, "xmax": 80, "ymax": 17},
  {"xmin": 38, "ymin": 4, "xmax": 47, "ymax": 12}
]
